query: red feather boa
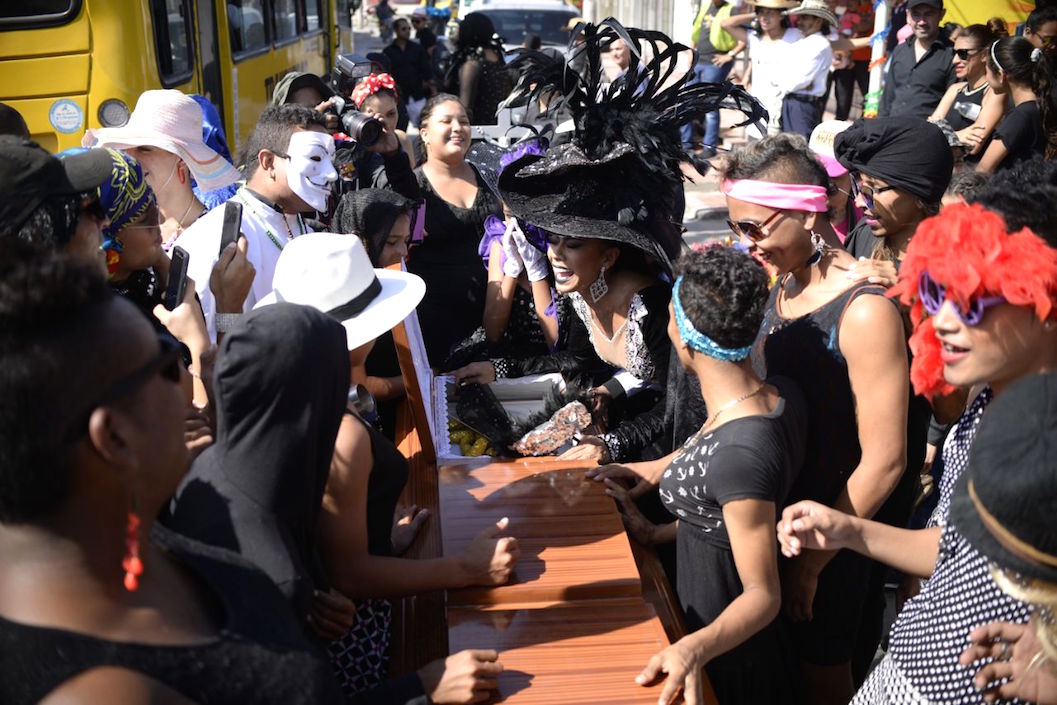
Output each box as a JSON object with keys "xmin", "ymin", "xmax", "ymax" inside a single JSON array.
[{"xmin": 887, "ymin": 202, "xmax": 1057, "ymax": 399}]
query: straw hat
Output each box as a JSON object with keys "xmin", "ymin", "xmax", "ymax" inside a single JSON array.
[
  {"xmin": 745, "ymin": 0, "xmax": 800, "ymax": 10},
  {"xmin": 789, "ymin": 0, "xmax": 839, "ymax": 26},
  {"xmin": 86, "ymin": 90, "xmax": 240, "ymax": 192},
  {"xmin": 256, "ymin": 233, "xmax": 425, "ymax": 351}
]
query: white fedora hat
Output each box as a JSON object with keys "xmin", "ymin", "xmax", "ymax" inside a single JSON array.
[
  {"xmin": 85, "ymin": 90, "xmax": 240, "ymax": 192},
  {"xmin": 256, "ymin": 233, "xmax": 425, "ymax": 350}
]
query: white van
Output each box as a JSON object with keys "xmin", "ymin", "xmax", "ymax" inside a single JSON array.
[{"xmin": 457, "ymin": 0, "xmax": 580, "ymax": 52}]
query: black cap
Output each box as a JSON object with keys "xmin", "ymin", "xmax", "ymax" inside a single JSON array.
[
  {"xmin": 949, "ymin": 372, "xmax": 1057, "ymax": 584},
  {"xmin": 907, "ymin": 0, "xmax": 943, "ymax": 9},
  {"xmin": 0, "ymin": 136, "xmax": 112, "ymax": 233}
]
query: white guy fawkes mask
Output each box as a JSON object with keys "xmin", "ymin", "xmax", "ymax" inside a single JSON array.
[{"xmin": 285, "ymin": 130, "xmax": 338, "ymax": 212}]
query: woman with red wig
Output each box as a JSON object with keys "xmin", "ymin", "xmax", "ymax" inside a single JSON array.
[{"xmin": 777, "ymin": 200, "xmax": 1057, "ymax": 703}]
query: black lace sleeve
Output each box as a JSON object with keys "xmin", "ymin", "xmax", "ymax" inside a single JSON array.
[
  {"xmin": 598, "ymin": 284, "xmax": 673, "ymax": 462},
  {"xmin": 362, "ymin": 149, "xmax": 422, "ymax": 201},
  {"xmin": 491, "ymin": 309, "xmax": 610, "ymax": 386}
]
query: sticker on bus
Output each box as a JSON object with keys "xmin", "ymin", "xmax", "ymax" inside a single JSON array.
[{"xmin": 49, "ymin": 99, "xmax": 84, "ymax": 134}]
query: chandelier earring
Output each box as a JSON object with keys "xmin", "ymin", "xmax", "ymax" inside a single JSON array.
[
  {"xmin": 590, "ymin": 264, "xmax": 609, "ymax": 302},
  {"xmin": 805, "ymin": 231, "xmax": 826, "ymax": 266}
]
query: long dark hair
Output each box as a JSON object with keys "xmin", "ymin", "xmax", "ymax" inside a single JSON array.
[{"xmin": 988, "ymin": 36, "xmax": 1057, "ymax": 159}]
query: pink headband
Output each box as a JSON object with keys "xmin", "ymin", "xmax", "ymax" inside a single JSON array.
[{"xmin": 721, "ymin": 179, "xmax": 829, "ymax": 213}]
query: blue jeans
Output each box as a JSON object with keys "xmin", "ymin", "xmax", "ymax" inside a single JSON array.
[{"xmin": 680, "ymin": 59, "xmax": 735, "ymax": 150}]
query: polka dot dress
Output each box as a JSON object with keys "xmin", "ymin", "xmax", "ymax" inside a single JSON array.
[{"xmin": 855, "ymin": 389, "xmax": 1033, "ymax": 704}]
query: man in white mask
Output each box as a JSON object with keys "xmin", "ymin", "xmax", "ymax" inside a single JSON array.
[{"xmin": 177, "ymin": 105, "xmax": 339, "ymax": 341}]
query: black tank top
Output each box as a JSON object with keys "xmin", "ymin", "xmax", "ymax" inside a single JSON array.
[
  {"xmin": 751, "ymin": 281, "xmax": 888, "ymax": 506},
  {"xmin": 943, "ymin": 82, "xmax": 989, "ymax": 132},
  {"xmin": 356, "ymin": 412, "xmax": 410, "ymax": 557},
  {"xmin": 0, "ymin": 525, "xmax": 343, "ymax": 705}
]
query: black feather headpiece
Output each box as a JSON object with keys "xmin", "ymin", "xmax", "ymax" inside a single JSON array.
[{"xmin": 496, "ymin": 18, "xmax": 767, "ymax": 272}]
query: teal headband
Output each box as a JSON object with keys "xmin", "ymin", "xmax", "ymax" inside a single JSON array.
[{"xmin": 672, "ymin": 275, "xmax": 752, "ymax": 362}]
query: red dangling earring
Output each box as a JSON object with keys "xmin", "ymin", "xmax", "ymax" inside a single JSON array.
[{"xmin": 122, "ymin": 511, "xmax": 143, "ymax": 591}]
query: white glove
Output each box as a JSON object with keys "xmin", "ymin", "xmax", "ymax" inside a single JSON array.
[
  {"xmin": 512, "ymin": 221, "xmax": 550, "ymax": 282},
  {"xmin": 501, "ymin": 220, "xmax": 524, "ymax": 278}
]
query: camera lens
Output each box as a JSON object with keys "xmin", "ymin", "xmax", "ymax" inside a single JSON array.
[{"xmin": 340, "ymin": 111, "xmax": 384, "ymax": 147}]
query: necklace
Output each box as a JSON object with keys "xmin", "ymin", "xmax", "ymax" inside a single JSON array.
[
  {"xmin": 236, "ymin": 188, "xmax": 305, "ymax": 251},
  {"xmin": 699, "ymin": 384, "xmax": 766, "ymax": 436},
  {"xmin": 590, "ymin": 312, "xmax": 628, "ymax": 345}
]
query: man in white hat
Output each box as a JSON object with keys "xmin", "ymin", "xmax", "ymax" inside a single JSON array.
[
  {"xmin": 879, "ymin": 0, "xmax": 955, "ymax": 118},
  {"xmin": 178, "ymin": 104, "xmax": 338, "ymax": 341},
  {"xmin": 776, "ymin": 0, "xmax": 837, "ymax": 138}
]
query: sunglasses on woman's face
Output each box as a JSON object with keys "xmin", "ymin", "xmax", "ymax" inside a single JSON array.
[
  {"xmin": 726, "ymin": 209, "xmax": 786, "ymax": 242},
  {"xmin": 953, "ymin": 48, "xmax": 983, "ymax": 60},
  {"xmin": 917, "ymin": 271, "xmax": 1005, "ymax": 326}
]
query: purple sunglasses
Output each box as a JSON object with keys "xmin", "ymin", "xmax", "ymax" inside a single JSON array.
[{"xmin": 918, "ymin": 271, "xmax": 1005, "ymax": 325}]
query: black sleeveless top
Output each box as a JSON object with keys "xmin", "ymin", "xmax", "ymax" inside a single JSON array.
[
  {"xmin": 0, "ymin": 525, "xmax": 343, "ymax": 705},
  {"xmin": 751, "ymin": 281, "xmax": 887, "ymax": 506},
  {"xmin": 942, "ymin": 81, "xmax": 989, "ymax": 132},
  {"xmin": 356, "ymin": 412, "xmax": 410, "ymax": 557}
]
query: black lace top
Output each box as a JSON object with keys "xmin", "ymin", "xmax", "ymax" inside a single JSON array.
[
  {"xmin": 494, "ymin": 282, "xmax": 673, "ymax": 462},
  {"xmin": 0, "ymin": 525, "xmax": 343, "ymax": 705}
]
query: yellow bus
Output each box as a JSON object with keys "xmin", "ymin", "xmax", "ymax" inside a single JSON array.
[{"xmin": 0, "ymin": 0, "xmax": 358, "ymax": 154}]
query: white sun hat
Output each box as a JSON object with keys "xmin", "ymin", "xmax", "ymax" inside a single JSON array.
[
  {"xmin": 255, "ymin": 233, "xmax": 425, "ymax": 350},
  {"xmin": 84, "ymin": 89, "xmax": 240, "ymax": 192}
]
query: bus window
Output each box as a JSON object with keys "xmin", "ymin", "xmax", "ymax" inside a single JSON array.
[
  {"xmin": 335, "ymin": 0, "xmax": 353, "ymax": 28},
  {"xmin": 0, "ymin": 0, "xmax": 80, "ymax": 30},
  {"xmin": 304, "ymin": 0, "xmax": 323, "ymax": 32},
  {"xmin": 150, "ymin": 0, "xmax": 194, "ymax": 85},
  {"xmin": 271, "ymin": 0, "xmax": 298, "ymax": 43},
  {"xmin": 228, "ymin": 0, "xmax": 268, "ymax": 56}
]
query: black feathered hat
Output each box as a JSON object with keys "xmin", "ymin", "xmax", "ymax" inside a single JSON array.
[{"xmin": 496, "ymin": 18, "xmax": 767, "ymax": 274}]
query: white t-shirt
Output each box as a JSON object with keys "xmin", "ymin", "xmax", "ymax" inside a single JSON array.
[
  {"xmin": 772, "ymin": 32, "xmax": 833, "ymax": 99},
  {"xmin": 172, "ymin": 186, "xmax": 311, "ymax": 341},
  {"xmin": 746, "ymin": 27, "xmax": 803, "ymax": 139}
]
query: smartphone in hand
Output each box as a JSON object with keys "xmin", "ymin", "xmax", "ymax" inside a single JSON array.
[
  {"xmin": 164, "ymin": 246, "xmax": 190, "ymax": 310},
  {"xmin": 218, "ymin": 201, "xmax": 243, "ymax": 255}
]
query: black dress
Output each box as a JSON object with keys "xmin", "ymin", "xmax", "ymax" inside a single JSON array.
[
  {"xmin": 751, "ymin": 281, "xmax": 918, "ymax": 667},
  {"xmin": 408, "ymin": 167, "xmax": 503, "ymax": 366},
  {"xmin": 660, "ymin": 377, "xmax": 807, "ymax": 704},
  {"xmin": 0, "ymin": 525, "xmax": 344, "ymax": 705},
  {"xmin": 493, "ymin": 283, "xmax": 673, "ymax": 462}
]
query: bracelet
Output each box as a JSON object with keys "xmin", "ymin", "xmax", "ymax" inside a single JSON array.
[{"xmin": 214, "ymin": 313, "xmax": 242, "ymax": 333}]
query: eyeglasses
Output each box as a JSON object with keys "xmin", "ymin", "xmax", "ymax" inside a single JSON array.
[
  {"xmin": 854, "ymin": 178, "xmax": 898, "ymax": 211},
  {"xmin": 917, "ymin": 271, "xmax": 1006, "ymax": 325},
  {"xmin": 1038, "ymin": 35, "xmax": 1057, "ymax": 47},
  {"xmin": 120, "ymin": 205, "xmax": 161, "ymax": 231},
  {"xmin": 953, "ymin": 48, "xmax": 983, "ymax": 60},
  {"xmin": 726, "ymin": 209, "xmax": 787, "ymax": 241},
  {"xmin": 66, "ymin": 335, "xmax": 184, "ymax": 439}
]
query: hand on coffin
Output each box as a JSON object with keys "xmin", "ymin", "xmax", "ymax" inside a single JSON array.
[{"xmin": 457, "ymin": 516, "xmax": 520, "ymax": 586}]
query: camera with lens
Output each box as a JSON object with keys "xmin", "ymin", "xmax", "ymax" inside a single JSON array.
[{"xmin": 324, "ymin": 95, "xmax": 385, "ymax": 148}]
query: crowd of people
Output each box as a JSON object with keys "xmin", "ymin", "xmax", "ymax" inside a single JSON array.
[{"xmin": 2, "ymin": 2, "xmax": 1057, "ymax": 705}]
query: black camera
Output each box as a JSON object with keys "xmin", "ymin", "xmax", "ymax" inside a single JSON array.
[{"xmin": 325, "ymin": 95, "xmax": 385, "ymax": 148}]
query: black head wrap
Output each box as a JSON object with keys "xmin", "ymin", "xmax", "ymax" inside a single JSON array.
[
  {"xmin": 164, "ymin": 303, "xmax": 350, "ymax": 623},
  {"xmin": 835, "ymin": 116, "xmax": 953, "ymax": 204},
  {"xmin": 334, "ymin": 188, "xmax": 417, "ymax": 266}
]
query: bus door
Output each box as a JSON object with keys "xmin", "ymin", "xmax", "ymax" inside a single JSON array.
[{"xmin": 195, "ymin": 0, "xmax": 226, "ymax": 124}]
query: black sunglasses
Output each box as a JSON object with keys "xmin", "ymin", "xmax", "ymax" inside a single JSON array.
[
  {"xmin": 953, "ymin": 48, "xmax": 983, "ymax": 60},
  {"xmin": 66, "ymin": 335, "xmax": 183, "ymax": 440},
  {"xmin": 727, "ymin": 209, "xmax": 787, "ymax": 241}
]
